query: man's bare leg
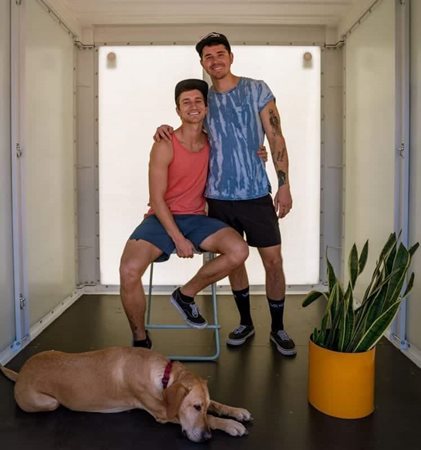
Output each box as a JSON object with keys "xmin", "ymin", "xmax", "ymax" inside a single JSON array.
[
  {"xmin": 257, "ymin": 244, "xmax": 285, "ymax": 299},
  {"xmin": 258, "ymin": 245, "xmax": 296, "ymax": 355},
  {"xmin": 119, "ymin": 239, "xmax": 162, "ymax": 341},
  {"xmin": 180, "ymin": 228, "xmax": 248, "ymax": 296}
]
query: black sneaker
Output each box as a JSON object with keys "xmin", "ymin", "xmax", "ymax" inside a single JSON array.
[
  {"xmin": 226, "ymin": 325, "xmax": 255, "ymax": 346},
  {"xmin": 170, "ymin": 289, "xmax": 207, "ymax": 329},
  {"xmin": 270, "ymin": 329, "xmax": 297, "ymax": 356}
]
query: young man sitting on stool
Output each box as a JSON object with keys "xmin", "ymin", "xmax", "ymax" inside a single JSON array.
[{"xmin": 119, "ymin": 79, "xmax": 249, "ymax": 348}]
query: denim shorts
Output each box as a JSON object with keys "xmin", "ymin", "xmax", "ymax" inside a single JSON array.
[{"xmin": 129, "ymin": 214, "xmax": 228, "ymax": 262}]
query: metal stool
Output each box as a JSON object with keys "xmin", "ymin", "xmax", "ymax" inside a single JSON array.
[{"xmin": 146, "ymin": 252, "xmax": 220, "ymax": 361}]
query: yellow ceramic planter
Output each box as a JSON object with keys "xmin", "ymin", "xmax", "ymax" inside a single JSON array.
[{"xmin": 308, "ymin": 339, "xmax": 375, "ymax": 419}]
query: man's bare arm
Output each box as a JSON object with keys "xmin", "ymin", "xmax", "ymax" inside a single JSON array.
[
  {"xmin": 260, "ymin": 99, "xmax": 292, "ymax": 218},
  {"xmin": 149, "ymin": 141, "xmax": 195, "ymax": 257}
]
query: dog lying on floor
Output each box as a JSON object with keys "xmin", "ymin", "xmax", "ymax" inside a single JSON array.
[{"xmin": 0, "ymin": 346, "xmax": 252, "ymax": 443}]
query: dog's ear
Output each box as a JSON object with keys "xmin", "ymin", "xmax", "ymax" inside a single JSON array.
[{"xmin": 163, "ymin": 383, "xmax": 189, "ymax": 420}]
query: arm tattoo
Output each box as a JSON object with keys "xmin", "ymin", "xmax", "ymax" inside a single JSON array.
[
  {"xmin": 276, "ymin": 145, "xmax": 286, "ymax": 163},
  {"xmin": 269, "ymin": 109, "xmax": 283, "ymax": 137},
  {"xmin": 277, "ymin": 170, "xmax": 287, "ymax": 187}
]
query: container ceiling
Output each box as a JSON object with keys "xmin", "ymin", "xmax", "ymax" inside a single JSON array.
[{"xmin": 48, "ymin": 0, "xmax": 374, "ymax": 27}]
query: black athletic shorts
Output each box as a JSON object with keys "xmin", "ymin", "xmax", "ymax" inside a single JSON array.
[{"xmin": 206, "ymin": 194, "xmax": 281, "ymax": 248}]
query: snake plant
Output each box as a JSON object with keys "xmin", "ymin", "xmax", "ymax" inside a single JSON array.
[{"xmin": 303, "ymin": 233, "xmax": 419, "ymax": 352}]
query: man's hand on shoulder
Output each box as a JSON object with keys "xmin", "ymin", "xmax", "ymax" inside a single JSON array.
[{"xmin": 153, "ymin": 125, "xmax": 174, "ymax": 143}]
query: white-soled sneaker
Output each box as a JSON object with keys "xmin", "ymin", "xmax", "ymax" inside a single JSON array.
[
  {"xmin": 226, "ymin": 325, "xmax": 255, "ymax": 346},
  {"xmin": 170, "ymin": 288, "xmax": 207, "ymax": 329},
  {"xmin": 270, "ymin": 329, "xmax": 297, "ymax": 356}
]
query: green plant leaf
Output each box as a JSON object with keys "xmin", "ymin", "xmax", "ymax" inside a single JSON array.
[
  {"xmin": 349, "ymin": 244, "xmax": 359, "ymax": 288},
  {"xmin": 380, "ymin": 232, "xmax": 397, "ymax": 261},
  {"xmin": 409, "ymin": 242, "xmax": 420, "ymax": 258},
  {"xmin": 352, "ymin": 300, "xmax": 401, "ymax": 352},
  {"xmin": 358, "ymin": 240, "xmax": 369, "ymax": 274},
  {"xmin": 325, "ymin": 283, "xmax": 344, "ymax": 350},
  {"xmin": 326, "ymin": 255, "xmax": 336, "ymax": 293},
  {"xmin": 384, "ymin": 244, "xmax": 410, "ymax": 306},
  {"xmin": 360, "ymin": 236, "xmax": 395, "ymax": 305},
  {"xmin": 314, "ymin": 233, "xmax": 418, "ymax": 353},
  {"xmin": 302, "ymin": 290, "xmax": 325, "ymax": 307},
  {"xmin": 402, "ymin": 272, "xmax": 415, "ymax": 298},
  {"xmin": 384, "ymin": 240, "xmax": 398, "ymax": 278},
  {"xmin": 351, "ymin": 269, "xmax": 397, "ymax": 347},
  {"xmin": 321, "ymin": 284, "xmax": 339, "ymax": 334},
  {"xmin": 338, "ymin": 288, "xmax": 354, "ymax": 351}
]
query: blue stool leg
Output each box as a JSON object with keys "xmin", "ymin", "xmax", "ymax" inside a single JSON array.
[{"xmin": 146, "ymin": 262, "xmax": 154, "ymax": 325}]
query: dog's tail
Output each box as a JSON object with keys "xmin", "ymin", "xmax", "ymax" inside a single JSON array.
[{"xmin": 0, "ymin": 365, "xmax": 18, "ymax": 382}]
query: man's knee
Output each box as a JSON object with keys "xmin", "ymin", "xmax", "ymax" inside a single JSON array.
[
  {"xmin": 228, "ymin": 239, "xmax": 249, "ymax": 267},
  {"xmin": 120, "ymin": 259, "xmax": 144, "ymax": 286},
  {"xmin": 261, "ymin": 253, "xmax": 283, "ymax": 274}
]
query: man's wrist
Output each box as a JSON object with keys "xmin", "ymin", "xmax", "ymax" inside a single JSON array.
[{"xmin": 277, "ymin": 169, "xmax": 288, "ymax": 188}]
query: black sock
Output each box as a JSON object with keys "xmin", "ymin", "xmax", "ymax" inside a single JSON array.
[
  {"xmin": 268, "ymin": 297, "xmax": 285, "ymax": 332},
  {"xmin": 178, "ymin": 288, "xmax": 194, "ymax": 304},
  {"xmin": 133, "ymin": 331, "xmax": 152, "ymax": 349},
  {"xmin": 232, "ymin": 287, "xmax": 253, "ymax": 327}
]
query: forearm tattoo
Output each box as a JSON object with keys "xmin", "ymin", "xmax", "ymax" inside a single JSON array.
[
  {"xmin": 277, "ymin": 144, "xmax": 286, "ymax": 162},
  {"xmin": 269, "ymin": 109, "xmax": 283, "ymax": 137},
  {"xmin": 277, "ymin": 170, "xmax": 287, "ymax": 187},
  {"xmin": 269, "ymin": 109, "xmax": 286, "ymax": 163}
]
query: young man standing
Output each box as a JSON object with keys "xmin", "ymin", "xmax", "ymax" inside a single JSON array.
[
  {"xmin": 120, "ymin": 79, "xmax": 248, "ymax": 349},
  {"xmin": 156, "ymin": 33, "xmax": 296, "ymax": 356}
]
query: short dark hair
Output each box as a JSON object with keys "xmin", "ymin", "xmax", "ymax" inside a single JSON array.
[
  {"xmin": 195, "ymin": 32, "xmax": 231, "ymax": 58},
  {"xmin": 174, "ymin": 79, "xmax": 208, "ymax": 106}
]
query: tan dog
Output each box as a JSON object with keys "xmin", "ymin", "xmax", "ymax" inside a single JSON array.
[{"xmin": 0, "ymin": 346, "xmax": 252, "ymax": 443}]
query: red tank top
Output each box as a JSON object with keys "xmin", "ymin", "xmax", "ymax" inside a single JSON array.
[{"xmin": 147, "ymin": 133, "xmax": 209, "ymax": 215}]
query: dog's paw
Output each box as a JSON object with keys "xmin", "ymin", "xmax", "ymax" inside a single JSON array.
[
  {"xmin": 225, "ymin": 419, "xmax": 248, "ymax": 437},
  {"xmin": 231, "ymin": 407, "xmax": 253, "ymax": 422}
]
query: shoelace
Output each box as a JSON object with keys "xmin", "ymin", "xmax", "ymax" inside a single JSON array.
[
  {"xmin": 277, "ymin": 330, "xmax": 290, "ymax": 341},
  {"xmin": 189, "ymin": 303, "xmax": 200, "ymax": 318},
  {"xmin": 234, "ymin": 325, "xmax": 248, "ymax": 335}
]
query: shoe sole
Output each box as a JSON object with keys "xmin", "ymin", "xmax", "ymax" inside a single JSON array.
[
  {"xmin": 170, "ymin": 297, "xmax": 208, "ymax": 329},
  {"xmin": 226, "ymin": 329, "xmax": 255, "ymax": 346},
  {"xmin": 270, "ymin": 335, "xmax": 297, "ymax": 356}
]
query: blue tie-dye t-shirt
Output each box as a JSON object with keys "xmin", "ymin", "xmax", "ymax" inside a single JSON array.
[{"xmin": 204, "ymin": 77, "xmax": 274, "ymax": 200}]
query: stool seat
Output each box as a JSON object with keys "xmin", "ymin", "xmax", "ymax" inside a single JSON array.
[{"xmin": 146, "ymin": 252, "xmax": 220, "ymax": 361}]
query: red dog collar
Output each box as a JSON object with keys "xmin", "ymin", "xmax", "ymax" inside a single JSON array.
[{"xmin": 162, "ymin": 361, "xmax": 173, "ymax": 389}]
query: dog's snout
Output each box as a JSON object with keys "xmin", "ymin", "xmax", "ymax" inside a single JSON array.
[
  {"xmin": 201, "ymin": 430, "xmax": 212, "ymax": 441},
  {"xmin": 183, "ymin": 428, "xmax": 211, "ymax": 443}
]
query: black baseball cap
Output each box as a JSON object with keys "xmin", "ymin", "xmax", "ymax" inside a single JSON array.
[
  {"xmin": 174, "ymin": 79, "xmax": 209, "ymax": 105},
  {"xmin": 195, "ymin": 32, "xmax": 231, "ymax": 57}
]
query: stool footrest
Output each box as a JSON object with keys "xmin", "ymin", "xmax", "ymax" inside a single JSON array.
[{"xmin": 146, "ymin": 324, "xmax": 220, "ymax": 330}]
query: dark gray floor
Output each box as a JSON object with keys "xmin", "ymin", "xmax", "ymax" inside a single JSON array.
[{"xmin": 1, "ymin": 293, "xmax": 421, "ymax": 450}]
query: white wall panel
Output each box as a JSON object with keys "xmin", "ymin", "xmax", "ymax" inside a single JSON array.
[
  {"xmin": 98, "ymin": 46, "xmax": 203, "ymax": 286},
  {"xmin": 98, "ymin": 45, "xmax": 321, "ymax": 287},
  {"xmin": 24, "ymin": 0, "xmax": 77, "ymax": 325},
  {"xmin": 320, "ymin": 47, "xmax": 343, "ymax": 280},
  {"xmin": 0, "ymin": 0, "xmax": 15, "ymax": 352},
  {"xmin": 408, "ymin": 0, "xmax": 421, "ymax": 352},
  {"xmin": 343, "ymin": 0, "xmax": 395, "ymax": 300},
  {"xmin": 231, "ymin": 46, "xmax": 321, "ymax": 286},
  {"xmin": 77, "ymin": 48, "xmax": 98, "ymax": 285}
]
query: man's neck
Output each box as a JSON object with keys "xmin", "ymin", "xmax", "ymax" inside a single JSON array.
[
  {"xmin": 175, "ymin": 122, "xmax": 205, "ymax": 147},
  {"xmin": 212, "ymin": 73, "xmax": 240, "ymax": 93}
]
